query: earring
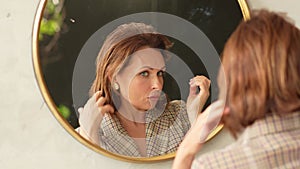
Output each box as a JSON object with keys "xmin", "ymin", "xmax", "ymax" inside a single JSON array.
[{"xmin": 113, "ymin": 82, "xmax": 120, "ymax": 90}]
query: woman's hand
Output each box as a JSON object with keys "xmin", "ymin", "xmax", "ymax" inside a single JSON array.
[
  {"xmin": 77, "ymin": 91, "xmax": 114, "ymax": 145},
  {"xmin": 172, "ymin": 100, "xmax": 226, "ymax": 169},
  {"xmin": 187, "ymin": 75, "xmax": 211, "ymax": 124}
]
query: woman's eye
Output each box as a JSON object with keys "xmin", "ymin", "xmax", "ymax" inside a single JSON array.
[
  {"xmin": 157, "ymin": 71, "xmax": 165, "ymax": 77},
  {"xmin": 140, "ymin": 71, "xmax": 149, "ymax": 77}
]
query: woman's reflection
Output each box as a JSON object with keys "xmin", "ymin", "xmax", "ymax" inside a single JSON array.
[{"xmin": 76, "ymin": 22, "xmax": 210, "ymax": 157}]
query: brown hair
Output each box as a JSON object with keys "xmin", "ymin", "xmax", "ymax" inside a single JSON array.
[
  {"xmin": 220, "ymin": 10, "xmax": 300, "ymax": 138},
  {"xmin": 90, "ymin": 22, "xmax": 172, "ymax": 109}
]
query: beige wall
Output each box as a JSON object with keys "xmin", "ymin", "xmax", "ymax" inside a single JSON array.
[{"xmin": 1, "ymin": 0, "xmax": 299, "ymax": 168}]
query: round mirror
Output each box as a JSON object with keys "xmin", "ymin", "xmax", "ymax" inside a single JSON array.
[{"xmin": 32, "ymin": 0, "xmax": 250, "ymax": 162}]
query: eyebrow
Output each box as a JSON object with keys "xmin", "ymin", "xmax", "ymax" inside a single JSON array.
[{"xmin": 139, "ymin": 66, "xmax": 166, "ymax": 70}]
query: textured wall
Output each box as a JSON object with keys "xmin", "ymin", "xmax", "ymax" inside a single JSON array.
[{"xmin": 0, "ymin": 0, "xmax": 299, "ymax": 168}]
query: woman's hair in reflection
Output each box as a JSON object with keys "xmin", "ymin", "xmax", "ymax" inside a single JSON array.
[
  {"xmin": 90, "ymin": 22, "xmax": 172, "ymax": 109},
  {"xmin": 220, "ymin": 10, "xmax": 300, "ymax": 138}
]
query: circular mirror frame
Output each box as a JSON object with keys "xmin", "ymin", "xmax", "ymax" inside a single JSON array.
[{"xmin": 32, "ymin": 0, "xmax": 250, "ymax": 163}]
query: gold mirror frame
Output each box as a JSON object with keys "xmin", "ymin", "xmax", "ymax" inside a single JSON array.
[{"xmin": 32, "ymin": 0, "xmax": 250, "ymax": 163}]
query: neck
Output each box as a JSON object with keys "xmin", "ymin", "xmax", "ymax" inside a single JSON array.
[
  {"xmin": 116, "ymin": 102, "xmax": 147, "ymax": 140},
  {"xmin": 117, "ymin": 101, "xmax": 147, "ymax": 123}
]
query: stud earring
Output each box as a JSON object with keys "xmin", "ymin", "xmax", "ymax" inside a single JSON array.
[{"xmin": 113, "ymin": 82, "xmax": 120, "ymax": 90}]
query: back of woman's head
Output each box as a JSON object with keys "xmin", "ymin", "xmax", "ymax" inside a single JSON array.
[
  {"xmin": 221, "ymin": 10, "xmax": 300, "ymax": 137},
  {"xmin": 90, "ymin": 22, "xmax": 172, "ymax": 109}
]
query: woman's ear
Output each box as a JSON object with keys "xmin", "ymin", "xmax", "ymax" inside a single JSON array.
[
  {"xmin": 223, "ymin": 106, "xmax": 230, "ymax": 116},
  {"xmin": 108, "ymin": 72, "xmax": 116, "ymax": 87}
]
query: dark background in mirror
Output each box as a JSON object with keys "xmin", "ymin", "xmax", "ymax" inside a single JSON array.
[{"xmin": 39, "ymin": 0, "xmax": 243, "ymax": 128}]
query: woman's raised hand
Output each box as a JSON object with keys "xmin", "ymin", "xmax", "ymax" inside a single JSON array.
[
  {"xmin": 77, "ymin": 91, "xmax": 114, "ymax": 144},
  {"xmin": 186, "ymin": 75, "xmax": 211, "ymax": 124},
  {"xmin": 172, "ymin": 100, "xmax": 226, "ymax": 169}
]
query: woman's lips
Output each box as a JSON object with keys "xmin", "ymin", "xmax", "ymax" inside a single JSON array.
[
  {"xmin": 148, "ymin": 90, "xmax": 161, "ymax": 101},
  {"xmin": 148, "ymin": 95, "xmax": 160, "ymax": 100},
  {"xmin": 147, "ymin": 96, "xmax": 160, "ymax": 108},
  {"xmin": 148, "ymin": 93, "xmax": 161, "ymax": 102}
]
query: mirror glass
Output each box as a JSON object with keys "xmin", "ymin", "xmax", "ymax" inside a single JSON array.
[{"xmin": 33, "ymin": 0, "xmax": 249, "ymax": 162}]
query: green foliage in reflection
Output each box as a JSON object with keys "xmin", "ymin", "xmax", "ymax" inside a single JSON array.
[
  {"xmin": 57, "ymin": 104, "xmax": 71, "ymax": 119},
  {"xmin": 39, "ymin": 0, "xmax": 63, "ymax": 40}
]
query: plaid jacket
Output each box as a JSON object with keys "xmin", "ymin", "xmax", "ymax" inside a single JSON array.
[
  {"xmin": 192, "ymin": 111, "xmax": 300, "ymax": 169},
  {"xmin": 99, "ymin": 100, "xmax": 190, "ymax": 157}
]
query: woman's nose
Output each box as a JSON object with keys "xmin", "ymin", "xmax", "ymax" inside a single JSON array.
[{"xmin": 151, "ymin": 76, "xmax": 163, "ymax": 89}]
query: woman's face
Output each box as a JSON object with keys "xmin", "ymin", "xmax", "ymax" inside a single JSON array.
[{"xmin": 116, "ymin": 47, "xmax": 166, "ymax": 111}]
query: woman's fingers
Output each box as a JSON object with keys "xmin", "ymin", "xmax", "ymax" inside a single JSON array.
[
  {"xmin": 187, "ymin": 75, "xmax": 211, "ymax": 122},
  {"xmin": 192, "ymin": 76, "xmax": 210, "ymax": 92},
  {"xmin": 95, "ymin": 90, "xmax": 102, "ymax": 100},
  {"xmin": 96, "ymin": 97, "xmax": 106, "ymax": 107},
  {"xmin": 189, "ymin": 79, "xmax": 198, "ymax": 96},
  {"xmin": 77, "ymin": 91, "xmax": 114, "ymax": 144},
  {"xmin": 96, "ymin": 95, "xmax": 115, "ymax": 116},
  {"xmin": 188, "ymin": 75, "xmax": 211, "ymax": 97},
  {"xmin": 101, "ymin": 104, "xmax": 115, "ymax": 114}
]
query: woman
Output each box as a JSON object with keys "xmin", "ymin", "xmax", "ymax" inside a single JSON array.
[
  {"xmin": 77, "ymin": 22, "xmax": 211, "ymax": 157},
  {"xmin": 173, "ymin": 10, "xmax": 300, "ymax": 169}
]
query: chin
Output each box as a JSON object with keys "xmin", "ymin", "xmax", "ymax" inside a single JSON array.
[{"xmin": 137, "ymin": 103, "xmax": 156, "ymax": 111}]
